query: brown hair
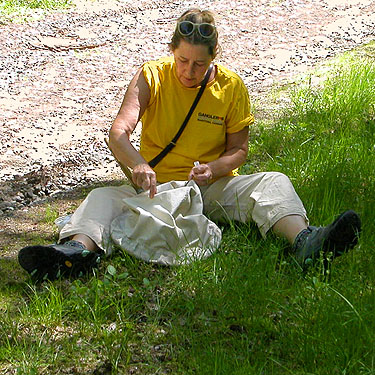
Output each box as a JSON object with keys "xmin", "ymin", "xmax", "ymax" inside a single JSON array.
[{"xmin": 169, "ymin": 9, "xmax": 219, "ymax": 58}]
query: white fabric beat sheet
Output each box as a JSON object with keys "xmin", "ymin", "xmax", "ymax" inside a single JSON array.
[{"xmin": 110, "ymin": 180, "xmax": 222, "ymax": 265}]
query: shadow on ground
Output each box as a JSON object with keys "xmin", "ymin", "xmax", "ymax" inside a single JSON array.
[{"xmin": 0, "ymin": 177, "xmax": 125, "ymax": 256}]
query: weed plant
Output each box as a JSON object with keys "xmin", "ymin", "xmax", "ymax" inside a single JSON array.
[{"xmin": 1, "ymin": 54, "xmax": 375, "ymax": 374}]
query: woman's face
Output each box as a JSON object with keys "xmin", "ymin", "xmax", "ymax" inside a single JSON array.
[{"xmin": 173, "ymin": 40, "xmax": 213, "ymax": 88}]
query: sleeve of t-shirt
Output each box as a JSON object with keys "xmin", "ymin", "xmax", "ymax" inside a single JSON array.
[
  {"xmin": 226, "ymin": 78, "xmax": 254, "ymax": 134},
  {"xmin": 142, "ymin": 61, "xmax": 158, "ymax": 106}
]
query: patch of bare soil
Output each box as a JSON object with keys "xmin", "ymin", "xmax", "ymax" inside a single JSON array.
[{"xmin": 1, "ymin": 0, "xmax": 375, "ymax": 255}]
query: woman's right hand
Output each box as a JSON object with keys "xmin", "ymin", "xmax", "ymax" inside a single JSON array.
[{"xmin": 132, "ymin": 163, "xmax": 157, "ymax": 198}]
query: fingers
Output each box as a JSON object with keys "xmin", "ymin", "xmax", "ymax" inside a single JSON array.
[
  {"xmin": 148, "ymin": 174, "xmax": 157, "ymax": 199},
  {"xmin": 132, "ymin": 162, "xmax": 213, "ymax": 196},
  {"xmin": 132, "ymin": 163, "xmax": 157, "ymax": 198},
  {"xmin": 189, "ymin": 163, "xmax": 213, "ymax": 186}
]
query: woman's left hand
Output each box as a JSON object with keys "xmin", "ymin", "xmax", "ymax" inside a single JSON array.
[{"xmin": 188, "ymin": 163, "xmax": 213, "ymax": 186}]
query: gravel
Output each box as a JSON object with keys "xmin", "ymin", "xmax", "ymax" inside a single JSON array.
[{"xmin": 1, "ymin": 0, "xmax": 374, "ymax": 214}]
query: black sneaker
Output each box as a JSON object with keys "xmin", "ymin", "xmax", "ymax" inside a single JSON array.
[
  {"xmin": 293, "ymin": 210, "xmax": 361, "ymax": 268},
  {"xmin": 18, "ymin": 240, "xmax": 102, "ymax": 282}
]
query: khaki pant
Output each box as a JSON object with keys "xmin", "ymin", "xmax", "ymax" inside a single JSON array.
[{"xmin": 59, "ymin": 172, "xmax": 308, "ymax": 255}]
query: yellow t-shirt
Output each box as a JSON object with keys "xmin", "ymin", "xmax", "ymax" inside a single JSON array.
[{"xmin": 140, "ymin": 56, "xmax": 254, "ymax": 183}]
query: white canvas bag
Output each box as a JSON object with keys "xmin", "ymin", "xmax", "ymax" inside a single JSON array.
[{"xmin": 110, "ymin": 180, "xmax": 222, "ymax": 265}]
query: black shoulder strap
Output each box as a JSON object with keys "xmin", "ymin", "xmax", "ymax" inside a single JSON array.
[{"xmin": 148, "ymin": 63, "xmax": 214, "ymax": 168}]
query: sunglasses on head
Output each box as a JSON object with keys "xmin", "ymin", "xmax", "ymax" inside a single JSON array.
[{"xmin": 177, "ymin": 21, "xmax": 216, "ymax": 39}]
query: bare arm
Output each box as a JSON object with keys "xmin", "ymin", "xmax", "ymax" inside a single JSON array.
[
  {"xmin": 109, "ymin": 68, "xmax": 157, "ymax": 197},
  {"xmin": 189, "ymin": 127, "xmax": 249, "ymax": 185}
]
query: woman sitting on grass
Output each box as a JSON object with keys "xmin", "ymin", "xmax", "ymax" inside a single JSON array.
[{"xmin": 18, "ymin": 8, "xmax": 361, "ymax": 281}]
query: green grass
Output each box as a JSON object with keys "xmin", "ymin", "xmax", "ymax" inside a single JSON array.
[
  {"xmin": 0, "ymin": 0, "xmax": 71, "ymax": 22},
  {"xmin": 2, "ymin": 51, "xmax": 375, "ymax": 374},
  {"xmin": 0, "ymin": 0, "xmax": 70, "ymax": 10}
]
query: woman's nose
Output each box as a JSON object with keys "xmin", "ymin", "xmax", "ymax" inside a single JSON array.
[{"xmin": 186, "ymin": 63, "xmax": 195, "ymax": 77}]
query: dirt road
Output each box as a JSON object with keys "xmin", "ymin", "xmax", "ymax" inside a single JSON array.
[{"xmin": 0, "ymin": 0, "xmax": 374, "ymax": 213}]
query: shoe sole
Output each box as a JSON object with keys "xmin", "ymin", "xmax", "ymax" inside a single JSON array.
[
  {"xmin": 323, "ymin": 210, "xmax": 361, "ymax": 257},
  {"xmin": 18, "ymin": 245, "xmax": 100, "ymax": 282}
]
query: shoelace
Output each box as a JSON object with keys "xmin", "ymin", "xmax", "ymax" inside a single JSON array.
[
  {"xmin": 64, "ymin": 239, "xmax": 87, "ymax": 250},
  {"xmin": 293, "ymin": 228, "xmax": 312, "ymax": 252}
]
